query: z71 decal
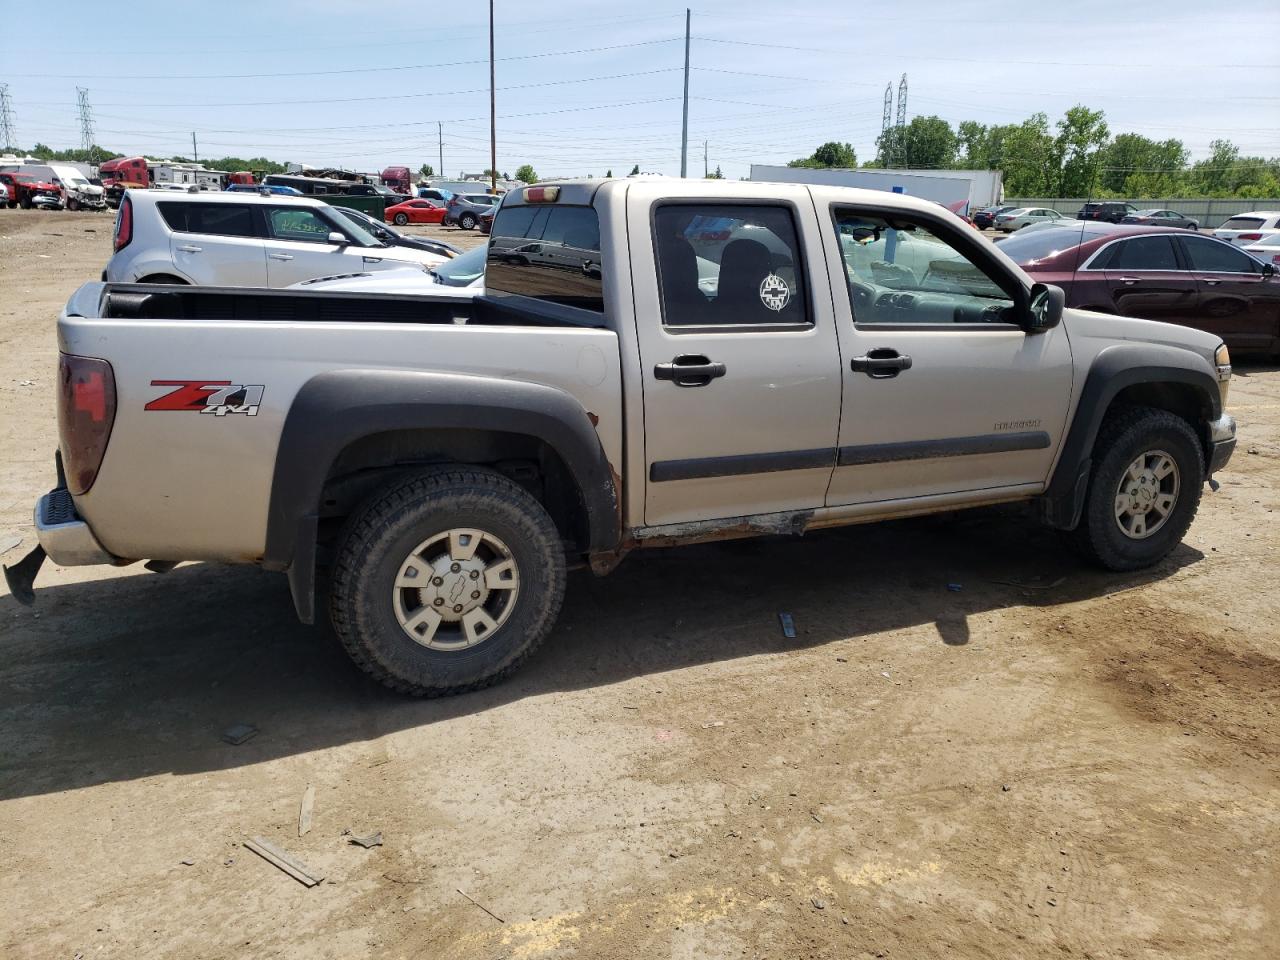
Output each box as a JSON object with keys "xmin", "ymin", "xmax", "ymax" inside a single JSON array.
[{"xmin": 145, "ymin": 380, "xmax": 265, "ymax": 417}]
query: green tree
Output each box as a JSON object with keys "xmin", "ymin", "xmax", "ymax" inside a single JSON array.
[
  {"xmin": 994, "ymin": 113, "xmax": 1055, "ymax": 196},
  {"xmin": 629, "ymin": 164, "xmax": 641, "ymax": 176},
  {"xmin": 875, "ymin": 117, "xmax": 956, "ymax": 169},
  {"xmin": 418, "ymin": 163, "xmax": 434, "ymax": 178},
  {"xmin": 515, "ymin": 164, "xmax": 538, "ymax": 184},
  {"xmin": 788, "ymin": 141, "xmax": 857, "ymax": 169},
  {"xmin": 1051, "ymin": 105, "xmax": 1110, "ymax": 196},
  {"xmin": 706, "ymin": 165, "xmax": 725, "ymax": 179},
  {"xmin": 606, "ymin": 169, "xmax": 613, "ymax": 178},
  {"xmin": 1097, "ymin": 134, "xmax": 1185, "ymax": 194}
]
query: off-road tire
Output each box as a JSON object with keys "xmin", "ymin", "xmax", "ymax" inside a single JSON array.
[
  {"xmin": 393, "ymin": 212, "xmax": 409, "ymax": 225},
  {"xmin": 460, "ymin": 212, "xmax": 478, "ymax": 230},
  {"xmin": 329, "ymin": 466, "xmax": 566, "ymax": 696},
  {"xmin": 1068, "ymin": 406, "xmax": 1204, "ymax": 571}
]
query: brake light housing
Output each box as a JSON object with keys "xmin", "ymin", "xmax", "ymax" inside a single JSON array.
[
  {"xmin": 57, "ymin": 354, "xmax": 117, "ymax": 495},
  {"xmin": 114, "ymin": 195, "xmax": 133, "ymax": 252},
  {"xmin": 1236, "ymin": 233, "xmax": 1263, "ymax": 241},
  {"xmin": 522, "ymin": 185, "xmax": 559, "ymax": 203}
]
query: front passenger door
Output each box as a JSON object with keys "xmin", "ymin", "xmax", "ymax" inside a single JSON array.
[{"xmin": 263, "ymin": 206, "xmax": 366, "ymax": 286}]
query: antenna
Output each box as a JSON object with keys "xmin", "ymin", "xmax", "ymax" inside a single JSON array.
[
  {"xmin": 0, "ymin": 84, "xmax": 17, "ymax": 152},
  {"xmin": 76, "ymin": 87, "xmax": 96, "ymax": 163},
  {"xmin": 881, "ymin": 83, "xmax": 893, "ymax": 165},
  {"xmin": 895, "ymin": 73, "xmax": 908, "ymax": 168}
]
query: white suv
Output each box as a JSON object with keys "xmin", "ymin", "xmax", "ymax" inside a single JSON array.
[
  {"xmin": 106, "ymin": 191, "xmax": 446, "ymax": 287},
  {"xmin": 1213, "ymin": 211, "xmax": 1280, "ymax": 248}
]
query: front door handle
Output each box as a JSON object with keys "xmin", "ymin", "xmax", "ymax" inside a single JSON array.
[
  {"xmin": 269, "ymin": 253, "xmax": 294, "ymax": 261},
  {"xmin": 177, "ymin": 244, "xmax": 202, "ymax": 253},
  {"xmin": 850, "ymin": 348, "xmax": 912, "ymax": 379},
  {"xmin": 1203, "ymin": 278, "xmax": 1221, "ymax": 286},
  {"xmin": 654, "ymin": 354, "xmax": 727, "ymax": 387},
  {"xmin": 1119, "ymin": 276, "xmax": 1140, "ymax": 285}
]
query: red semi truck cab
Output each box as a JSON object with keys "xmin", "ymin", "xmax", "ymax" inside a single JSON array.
[
  {"xmin": 381, "ymin": 166, "xmax": 411, "ymax": 192},
  {"xmin": 99, "ymin": 156, "xmax": 149, "ymax": 188}
]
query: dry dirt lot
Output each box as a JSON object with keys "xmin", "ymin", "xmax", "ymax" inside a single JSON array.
[{"xmin": 1, "ymin": 207, "xmax": 1278, "ymax": 959}]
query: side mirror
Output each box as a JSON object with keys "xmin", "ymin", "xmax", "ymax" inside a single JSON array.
[
  {"xmin": 1263, "ymin": 262, "xmax": 1277, "ymax": 278},
  {"xmin": 1026, "ymin": 282, "xmax": 1064, "ymax": 332},
  {"xmin": 327, "ymin": 231, "xmax": 349, "ymax": 246}
]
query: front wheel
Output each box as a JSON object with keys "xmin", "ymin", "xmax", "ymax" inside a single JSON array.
[
  {"xmin": 460, "ymin": 212, "xmax": 477, "ymax": 230},
  {"xmin": 1068, "ymin": 407, "xmax": 1204, "ymax": 571},
  {"xmin": 393, "ymin": 212, "xmax": 409, "ymax": 225},
  {"xmin": 329, "ymin": 466, "xmax": 567, "ymax": 696}
]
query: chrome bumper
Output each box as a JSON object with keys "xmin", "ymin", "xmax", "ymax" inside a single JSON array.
[
  {"xmin": 34, "ymin": 488, "xmax": 114, "ymax": 566},
  {"xmin": 1207, "ymin": 413, "xmax": 1236, "ymax": 475}
]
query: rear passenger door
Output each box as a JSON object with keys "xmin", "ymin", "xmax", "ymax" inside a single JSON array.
[
  {"xmin": 1179, "ymin": 234, "xmax": 1280, "ymax": 352},
  {"xmin": 158, "ymin": 201, "xmax": 266, "ymax": 286},
  {"xmin": 625, "ymin": 186, "xmax": 843, "ymax": 526},
  {"xmin": 1091, "ymin": 234, "xmax": 1199, "ymax": 325}
]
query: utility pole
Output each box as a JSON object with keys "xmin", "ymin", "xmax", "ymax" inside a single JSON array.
[
  {"xmin": 191, "ymin": 132, "xmax": 198, "ymax": 163},
  {"xmin": 0, "ymin": 84, "xmax": 16, "ymax": 153},
  {"xmin": 489, "ymin": 0, "xmax": 497, "ymax": 193},
  {"xmin": 437, "ymin": 121, "xmax": 443, "ymax": 178},
  {"xmin": 680, "ymin": 8, "xmax": 691, "ymax": 178},
  {"xmin": 703, "ymin": 140, "xmax": 708, "ymax": 178}
]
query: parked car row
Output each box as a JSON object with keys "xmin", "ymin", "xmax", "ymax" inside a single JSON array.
[{"xmin": 0, "ymin": 162, "xmax": 107, "ymax": 210}]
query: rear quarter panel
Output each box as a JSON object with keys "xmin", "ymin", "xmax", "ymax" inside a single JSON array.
[{"xmin": 60, "ymin": 289, "xmax": 622, "ymax": 562}]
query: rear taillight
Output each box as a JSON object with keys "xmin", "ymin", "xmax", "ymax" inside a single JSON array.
[
  {"xmin": 1237, "ymin": 233, "xmax": 1263, "ymax": 241},
  {"xmin": 57, "ymin": 354, "xmax": 116, "ymax": 495},
  {"xmin": 114, "ymin": 196, "xmax": 133, "ymax": 252}
]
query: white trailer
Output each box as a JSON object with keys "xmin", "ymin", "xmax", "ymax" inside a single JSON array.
[{"xmin": 749, "ymin": 165, "xmax": 1002, "ymax": 214}]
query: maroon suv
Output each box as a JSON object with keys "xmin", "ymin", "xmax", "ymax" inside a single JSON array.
[{"xmin": 998, "ymin": 224, "xmax": 1280, "ymax": 354}]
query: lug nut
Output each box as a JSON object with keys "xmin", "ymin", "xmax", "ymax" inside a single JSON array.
[
  {"xmin": 453, "ymin": 604, "xmax": 463, "ymax": 613},
  {"xmin": 433, "ymin": 598, "xmax": 444, "ymax": 606},
  {"xmin": 432, "ymin": 577, "xmax": 443, "ymax": 586},
  {"xmin": 450, "ymin": 563, "xmax": 461, "ymax": 572},
  {"xmin": 471, "ymin": 591, "xmax": 480, "ymax": 599},
  {"xmin": 470, "ymin": 570, "xmax": 480, "ymax": 579}
]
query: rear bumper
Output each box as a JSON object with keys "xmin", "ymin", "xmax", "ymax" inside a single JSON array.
[
  {"xmin": 34, "ymin": 487, "xmax": 114, "ymax": 566},
  {"xmin": 1207, "ymin": 413, "xmax": 1236, "ymax": 475}
]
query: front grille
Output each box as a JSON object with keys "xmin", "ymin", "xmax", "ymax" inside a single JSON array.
[{"xmin": 42, "ymin": 488, "xmax": 78, "ymax": 526}]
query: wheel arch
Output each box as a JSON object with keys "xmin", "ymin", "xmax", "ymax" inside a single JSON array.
[
  {"xmin": 265, "ymin": 369, "xmax": 621, "ymax": 622},
  {"xmin": 1039, "ymin": 344, "xmax": 1221, "ymax": 529}
]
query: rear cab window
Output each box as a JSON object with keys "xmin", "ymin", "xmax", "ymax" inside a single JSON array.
[
  {"xmin": 486, "ymin": 203, "xmax": 603, "ymax": 311},
  {"xmin": 158, "ymin": 201, "xmax": 258, "ymax": 238},
  {"xmin": 653, "ymin": 204, "xmax": 810, "ymax": 327},
  {"xmin": 1219, "ymin": 217, "xmax": 1265, "ymax": 231}
]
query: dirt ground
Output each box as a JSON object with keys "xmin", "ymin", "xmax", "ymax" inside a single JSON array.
[{"xmin": 1, "ymin": 207, "xmax": 1278, "ymax": 960}]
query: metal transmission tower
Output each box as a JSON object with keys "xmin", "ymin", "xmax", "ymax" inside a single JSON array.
[
  {"xmin": 881, "ymin": 83, "xmax": 893, "ymax": 164},
  {"xmin": 0, "ymin": 85, "xmax": 16, "ymax": 152},
  {"xmin": 895, "ymin": 73, "xmax": 908, "ymax": 167},
  {"xmin": 76, "ymin": 87, "xmax": 96, "ymax": 162}
]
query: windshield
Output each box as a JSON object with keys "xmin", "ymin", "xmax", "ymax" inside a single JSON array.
[
  {"xmin": 995, "ymin": 226, "xmax": 1106, "ymax": 265},
  {"xmin": 432, "ymin": 244, "xmax": 486, "ymax": 286}
]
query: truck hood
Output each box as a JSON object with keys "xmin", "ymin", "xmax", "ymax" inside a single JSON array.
[
  {"xmin": 1061, "ymin": 307, "xmax": 1221, "ymax": 364},
  {"xmin": 364, "ymin": 245, "xmax": 448, "ymax": 268}
]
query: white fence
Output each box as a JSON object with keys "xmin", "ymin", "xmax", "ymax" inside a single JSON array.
[{"xmin": 1007, "ymin": 198, "xmax": 1280, "ymax": 229}]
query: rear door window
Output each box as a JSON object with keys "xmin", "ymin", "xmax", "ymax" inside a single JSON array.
[
  {"xmin": 1219, "ymin": 217, "xmax": 1265, "ymax": 231},
  {"xmin": 1101, "ymin": 236, "xmax": 1179, "ymax": 271},
  {"xmin": 158, "ymin": 202, "xmax": 257, "ymax": 238},
  {"xmin": 486, "ymin": 204, "xmax": 602, "ymax": 311},
  {"xmin": 1181, "ymin": 236, "xmax": 1259, "ymax": 274}
]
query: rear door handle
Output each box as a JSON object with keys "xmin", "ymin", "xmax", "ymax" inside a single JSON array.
[
  {"xmin": 269, "ymin": 253, "xmax": 294, "ymax": 261},
  {"xmin": 177, "ymin": 244, "xmax": 202, "ymax": 253},
  {"xmin": 653, "ymin": 354, "xmax": 726, "ymax": 387},
  {"xmin": 850, "ymin": 348, "xmax": 912, "ymax": 379},
  {"xmin": 1203, "ymin": 278, "xmax": 1221, "ymax": 286},
  {"xmin": 1119, "ymin": 276, "xmax": 1140, "ymax": 285}
]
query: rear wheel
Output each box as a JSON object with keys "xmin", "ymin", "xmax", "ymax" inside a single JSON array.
[
  {"xmin": 393, "ymin": 212, "xmax": 409, "ymax": 225},
  {"xmin": 329, "ymin": 466, "xmax": 566, "ymax": 696},
  {"xmin": 67, "ymin": 198, "xmax": 80, "ymax": 211},
  {"xmin": 1068, "ymin": 407, "xmax": 1204, "ymax": 571},
  {"xmin": 460, "ymin": 212, "xmax": 478, "ymax": 230}
]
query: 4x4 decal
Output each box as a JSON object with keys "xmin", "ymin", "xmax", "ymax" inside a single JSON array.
[{"xmin": 145, "ymin": 380, "xmax": 264, "ymax": 417}]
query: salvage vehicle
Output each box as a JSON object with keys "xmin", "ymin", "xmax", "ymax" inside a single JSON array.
[
  {"xmin": 0, "ymin": 171, "xmax": 62, "ymax": 209},
  {"xmin": 7, "ymin": 179, "xmax": 1236, "ymax": 697},
  {"xmin": 1213, "ymin": 211, "xmax": 1280, "ymax": 248},
  {"xmin": 1000, "ymin": 223, "xmax": 1280, "ymax": 355},
  {"xmin": 384, "ymin": 198, "xmax": 447, "ymax": 225},
  {"xmin": 103, "ymin": 191, "xmax": 446, "ymax": 287},
  {"xmin": 332, "ymin": 205, "xmax": 462, "ymax": 258}
]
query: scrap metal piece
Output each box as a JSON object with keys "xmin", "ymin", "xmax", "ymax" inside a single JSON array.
[
  {"xmin": 346, "ymin": 830, "xmax": 383, "ymax": 849},
  {"xmin": 221, "ymin": 723, "xmax": 258, "ymax": 745},
  {"xmin": 778, "ymin": 612, "xmax": 797, "ymax": 640},
  {"xmin": 244, "ymin": 836, "xmax": 324, "ymax": 887},
  {"xmin": 3, "ymin": 544, "xmax": 46, "ymax": 606},
  {"xmin": 298, "ymin": 785, "xmax": 315, "ymax": 837}
]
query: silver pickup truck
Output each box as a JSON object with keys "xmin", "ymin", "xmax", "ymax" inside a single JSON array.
[{"xmin": 7, "ymin": 179, "xmax": 1237, "ymax": 696}]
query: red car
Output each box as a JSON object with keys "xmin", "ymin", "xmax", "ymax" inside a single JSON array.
[
  {"xmin": 384, "ymin": 199, "xmax": 446, "ymax": 225},
  {"xmin": 999, "ymin": 224, "xmax": 1280, "ymax": 355},
  {"xmin": 0, "ymin": 172, "xmax": 63, "ymax": 209}
]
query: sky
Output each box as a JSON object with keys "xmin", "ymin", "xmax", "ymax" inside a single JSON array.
[{"xmin": 2, "ymin": 0, "xmax": 1278, "ymax": 180}]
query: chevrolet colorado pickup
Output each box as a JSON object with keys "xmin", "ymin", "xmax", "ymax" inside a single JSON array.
[{"xmin": 6, "ymin": 179, "xmax": 1237, "ymax": 696}]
